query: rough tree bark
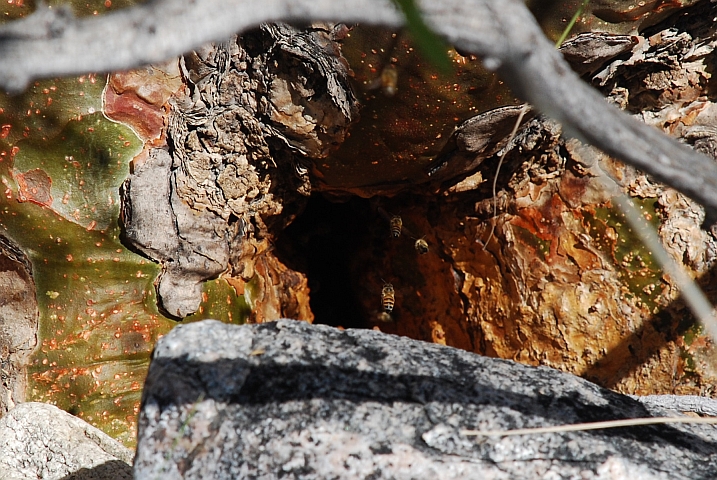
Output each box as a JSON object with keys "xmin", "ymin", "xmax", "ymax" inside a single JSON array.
[
  {"xmin": 3, "ymin": 0, "xmax": 717, "ymax": 429},
  {"xmin": 2, "ymin": 0, "xmax": 717, "ymax": 216},
  {"xmin": 0, "ymin": 234, "xmax": 38, "ymax": 416},
  {"xmin": 111, "ymin": 1, "xmax": 717, "ymax": 397},
  {"xmin": 121, "ymin": 24, "xmax": 355, "ymax": 319}
]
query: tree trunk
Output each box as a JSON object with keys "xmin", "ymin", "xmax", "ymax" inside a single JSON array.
[{"xmin": 119, "ymin": 3, "xmax": 717, "ymax": 397}]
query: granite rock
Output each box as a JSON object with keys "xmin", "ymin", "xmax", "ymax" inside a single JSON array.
[
  {"xmin": 0, "ymin": 402, "xmax": 133, "ymax": 480},
  {"xmin": 134, "ymin": 319, "xmax": 717, "ymax": 479}
]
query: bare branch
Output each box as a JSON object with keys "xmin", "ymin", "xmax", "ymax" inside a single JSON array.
[
  {"xmin": 0, "ymin": 0, "xmax": 402, "ymax": 91},
  {"xmin": 2, "ymin": 0, "xmax": 717, "ymax": 214},
  {"xmin": 631, "ymin": 395, "xmax": 717, "ymax": 417}
]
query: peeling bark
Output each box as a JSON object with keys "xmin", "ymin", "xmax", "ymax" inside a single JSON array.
[
  {"xmin": 121, "ymin": 148, "xmax": 230, "ymax": 318},
  {"xmin": 0, "ymin": 234, "xmax": 38, "ymax": 416},
  {"xmin": 121, "ymin": 24, "xmax": 356, "ymax": 318}
]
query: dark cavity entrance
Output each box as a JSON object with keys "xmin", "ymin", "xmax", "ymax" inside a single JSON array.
[{"xmin": 275, "ymin": 194, "xmax": 373, "ymax": 329}]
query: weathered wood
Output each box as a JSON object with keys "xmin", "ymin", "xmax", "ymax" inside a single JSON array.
[
  {"xmin": 0, "ymin": 234, "xmax": 37, "ymax": 416},
  {"xmin": 122, "ymin": 24, "xmax": 355, "ymax": 318}
]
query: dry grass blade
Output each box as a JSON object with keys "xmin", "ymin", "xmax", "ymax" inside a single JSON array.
[{"xmin": 461, "ymin": 416, "xmax": 717, "ymax": 437}]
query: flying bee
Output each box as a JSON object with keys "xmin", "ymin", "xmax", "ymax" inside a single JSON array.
[
  {"xmin": 381, "ymin": 282, "xmax": 395, "ymax": 313},
  {"xmin": 366, "ymin": 64, "xmax": 399, "ymax": 97},
  {"xmin": 389, "ymin": 216, "xmax": 403, "ymax": 238},
  {"xmin": 414, "ymin": 237, "xmax": 429, "ymax": 255},
  {"xmin": 377, "ymin": 207, "xmax": 404, "ymax": 238},
  {"xmin": 380, "ymin": 65, "xmax": 398, "ymax": 97},
  {"xmin": 376, "ymin": 311, "xmax": 393, "ymax": 323}
]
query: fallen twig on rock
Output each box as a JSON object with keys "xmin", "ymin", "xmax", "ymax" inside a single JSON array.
[{"xmin": 461, "ymin": 416, "xmax": 717, "ymax": 437}]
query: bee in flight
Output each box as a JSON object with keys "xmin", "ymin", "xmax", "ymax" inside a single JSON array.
[
  {"xmin": 366, "ymin": 64, "xmax": 399, "ymax": 97},
  {"xmin": 414, "ymin": 237, "xmax": 429, "ymax": 255},
  {"xmin": 389, "ymin": 216, "xmax": 403, "ymax": 238},
  {"xmin": 377, "ymin": 207, "xmax": 404, "ymax": 238},
  {"xmin": 376, "ymin": 311, "xmax": 393, "ymax": 323},
  {"xmin": 381, "ymin": 282, "xmax": 395, "ymax": 313},
  {"xmin": 380, "ymin": 65, "xmax": 398, "ymax": 97}
]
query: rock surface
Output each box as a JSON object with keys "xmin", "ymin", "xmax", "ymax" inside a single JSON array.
[
  {"xmin": 134, "ymin": 319, "xmax": 717, "ymax": 479},
  {"xmin": 0, "ymin": 402, "xmax": 133, "ymax": 480}
]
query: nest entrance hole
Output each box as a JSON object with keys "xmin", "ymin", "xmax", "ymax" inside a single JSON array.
[{"xmin": 275, "ymin": 193, "xmax": 375, "ymax": 329}]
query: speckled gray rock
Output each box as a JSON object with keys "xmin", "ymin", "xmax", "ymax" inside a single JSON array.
[
  {"xmin": 0, "ymin": 402, "xmax": 133, "ymax": 479},
  {"xmin": 134, "ymin": 319, "xmax": 717, "ymax": 479}
]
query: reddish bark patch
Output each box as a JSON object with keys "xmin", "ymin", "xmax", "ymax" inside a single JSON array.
[
  {"xmin": 103, "ymin": 85, "xmax": 165, "ymax": 143},
  {"xmin": 104, "ymin": 66, "xmax": 183, "ymax": 144},
  {"xmin": 512, "ymin": 207, "xmax": 556, "ymax": 242},
  {"xmin": 15, "ymin": 168, "xmax": 52, "ymax": 207}
]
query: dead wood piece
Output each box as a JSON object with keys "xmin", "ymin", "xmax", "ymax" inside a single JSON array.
[
  {"xmin": 559, "ymin": 32, "xmax": 638, "ymax": 76},
  {"xmin": 425, "ymin": 105, "xmax": 534, "ymax": 188},
  {"xmin": 122, "ymin": 24, "xmax": 356, "ymax": 318},
  {"xmin": 0, "ymin": 234, "xmax": 38, "ymax": 416}
]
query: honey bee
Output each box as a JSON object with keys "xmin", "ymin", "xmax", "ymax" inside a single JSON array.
[
  {"xmin": 381, "ymin": 282, "xmax": 395, "ymax": 313},
  {"xmin": 380, "ymin": 65, "xmax": 398, "ymax": 97},
  {"xmin": 366, "ymin": 64, "xmax": 399, "ymax": 97},
  {"xmin": 414, "ymin": 237, "xmax": 429, "ymax": 255},
  {"xmin": 377, "ymin": 207, "xmax": 404, "ymax": 238},
  {"xmin": 376, "ymin": 311, "xmax": 393, "ymax": 323},
  {"xmin": 389, "ymin": 216, "xmax": 403, "ymax": 238}
]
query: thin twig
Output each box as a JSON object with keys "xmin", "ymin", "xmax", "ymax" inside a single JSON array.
[
  {"xmin": 461, "ymin": 416, "xmax": 717, "ymax": 437},
  {"xmin": 481, "ymin": 103, "xmax": 530, "ymax": 251}
]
